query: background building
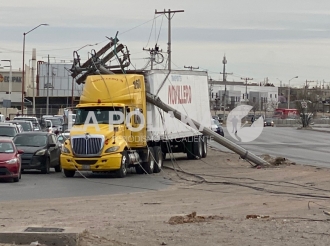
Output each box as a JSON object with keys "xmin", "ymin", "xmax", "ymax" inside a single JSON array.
[
  {"xmin": 209, "ymin": 79, "xmax": 278, "ymax": 112},
  {"xmin": 0, "ymin": 62, "xmax": 83, "ymax": 115}
]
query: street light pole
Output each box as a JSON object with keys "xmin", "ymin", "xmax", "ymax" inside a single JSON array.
[
  {"xmin": 288, "ymin": 76, "xmax": 298, "ymax": 109},
  {"xmin": 22, "ymin": 24, "xmax": 48, "ymax": 115},
  {"xmin": 276, "ymin": 78, "xmax": 282, "ymax": 87},
  {"xmin": 1, "ymin": 60, "xmax": 12, "ymax": 101}
]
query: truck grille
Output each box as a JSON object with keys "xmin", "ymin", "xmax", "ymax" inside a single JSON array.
[{"xmin": 72, "ymin": 137, "xmax": 103, "ymax": 155}]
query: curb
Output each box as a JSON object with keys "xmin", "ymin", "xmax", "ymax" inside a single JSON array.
[{"xmin": 0, "ymin": 226, "xmax": 85, "ymax": 246}]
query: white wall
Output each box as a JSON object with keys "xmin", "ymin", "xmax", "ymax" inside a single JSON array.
[{"xmin": 209, "ymin": 83, "xmax": 278, "ymax": 103}]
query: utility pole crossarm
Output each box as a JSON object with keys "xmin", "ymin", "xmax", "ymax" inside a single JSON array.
[
  {"xmin": 155, "ymin": 9, "xmax": 184, "ymax": 14},
  {"xmin": 220, "ymin": 72, "xmax": 233, "ymax": 76},
  {"xmin": 184, "ymin": 65, "xmax": 199, "ymax": 70}
]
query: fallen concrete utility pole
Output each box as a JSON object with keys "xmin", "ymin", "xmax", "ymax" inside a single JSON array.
[{"xmin": 146, "ymin": 93, "xmax": 270, "ymax": 166}]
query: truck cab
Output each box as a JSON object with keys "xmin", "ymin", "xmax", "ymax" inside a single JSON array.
[{"xmin": 60, "ymin": 74, "xmax": 150, "ymax": 178}]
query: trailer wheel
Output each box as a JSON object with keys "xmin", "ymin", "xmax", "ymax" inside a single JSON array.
[
  {"xmin": 201, "ymin": 135, "xmax": 207, "ymax": 158},
  {"xmin": 153, "ymin": 146, "xmax": 163, "ymax": 173},
  {"xmin": 142, "ymin": 147, "xmax": 155, "ymax": 174},
  {"xmin": 193, "ymin": 136, "xmax": 203, "ymax": 158},
  {"xmin": 115, "ymin": 152, "xmax": 128, "ymax": 178}
]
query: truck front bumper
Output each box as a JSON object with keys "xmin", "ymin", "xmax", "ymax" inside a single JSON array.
[{"xmin": 60, "ymin": 153, "xmax": 122, "ymax": 171}]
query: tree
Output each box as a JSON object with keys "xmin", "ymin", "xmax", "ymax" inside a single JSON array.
[{"xmin": 294, "ymin": 86, "xmax": 321, "ymax": 127}]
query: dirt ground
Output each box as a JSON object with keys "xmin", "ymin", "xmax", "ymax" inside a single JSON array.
[{"xmin": 1, "ymin": 147, "xmax": 330, "ymax": 246}]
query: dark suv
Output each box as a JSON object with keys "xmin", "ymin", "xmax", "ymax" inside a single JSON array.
[{"xmin": 13, "ymin": 132, "xmax": 62, "ymax": 174}]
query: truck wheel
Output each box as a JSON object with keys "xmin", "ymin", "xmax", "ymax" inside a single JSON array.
[
  {"xmin": 193, "ymin": 136, "xmax": 203, "ymax": 158},
  {"xmin": 153, "ymin": 146, "xmax": 163, "ymax": 173},
  {"xmin": 115, "ymin": 152, "xmax": 128, "ymax": 178},
  {"xmin": 64, "ymin": 169, "xmax": 75, "ymax": 177},
  {"xmin": 142, "ymin": 147, "xmax": 155, "ymax": 174},
  {"xmin": 201, "ymin": 135, "xmax": 207, "ymax": 158},
  {"xmin": 135, "ymin": 165, "xmax": 144, "ymax": 174},
  {"xmin": 186, "ymin": 141, "xmax": 195, "ymax": 160}
]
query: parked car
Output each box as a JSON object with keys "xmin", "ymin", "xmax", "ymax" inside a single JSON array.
[
  {"xmin": 264, "ymin": 118, "xmax": 274, "ymax": 127},
  {"xmin": 0, "ymin": 139, "xmax": 23, "ymax": 182},
  {"xmin": 13, "ymin": 116, "xmax": 41, "ymax": 131},
  {"xmin": 7, "ymin": 120, "xmax": 34, "ymax": 132},
  {"xmin": 0, "ymin": 123, "xmax": 23, "ymax": 139},
  {"xmin": 13, "ymin": 132, "xmax": 62, "ymax": 174},
  {"xmin": 211, "ymin": 119, "xmax": 224, "ymax": 137},
  {"xmin": 41, "ymin": 117, "xmax": 63, "ymax": 133},
  {"xmin": 54, "ymin": 115, "xmax": 65, "ymax": 125}
]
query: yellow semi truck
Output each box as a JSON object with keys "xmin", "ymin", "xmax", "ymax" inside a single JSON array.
[{"xmin": 60, "ymin": 69, "xmax": 211, "ymax": 178}]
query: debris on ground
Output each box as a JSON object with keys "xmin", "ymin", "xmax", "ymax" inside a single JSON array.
[
  {"xmin": 246, "ymin": 215, "xmax": 270, "ymax": 219},
  {"xmin": 168, "ymin": 212, "xmax": 223, "ymax": 225},
  {"xmin": 259, "ymin": 154, "xmax": 296, "ymax": 166},
  {"xmin": 323, "ymin": 211, "xmax": 330, "ymax": 216}
]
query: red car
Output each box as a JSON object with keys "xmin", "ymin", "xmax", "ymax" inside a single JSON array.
[{"xmin": 0, "ymin": 139, "xmax": 23, "ymax": 182}]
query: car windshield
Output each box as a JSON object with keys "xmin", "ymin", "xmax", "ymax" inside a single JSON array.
[
  {"xmin": 48, "ymin": 118, "xmax": 62, "ymax": 126},
  {"xmin": 75, "ymin": 107, "xmax": 124, "ymax": 125},
  {"xmin": 265, "ymin": 118, "xmax": 273, "ymax": 122},
  {"xmin": 0, "ymin": 142, "xmax": 14, "ymax": 153},
  {"xmin": 0, "ymin": 126, "xmax": 17, "ymax": 137},
  {"xmin": 12, "ymin": 122, "xmax": 32, "ymax": 131},
  {"xmin": 14, "ymin": 135, "xmax": 47, "ymax": 147}
]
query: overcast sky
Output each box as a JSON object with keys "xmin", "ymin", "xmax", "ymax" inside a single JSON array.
[{"xmin": 1, "ymin": 0, "xmax": 330, "ymax": 88}]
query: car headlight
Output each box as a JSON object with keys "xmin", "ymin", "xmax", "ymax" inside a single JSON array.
[
  {"xmin": 6, "ymin": 158, "xmax": 18, "ymax": 164},
  {"xmin": 35, "ymin": 149, "xmax": 47, "ymax": 156},
  {"xmin": 61, "ymin": 146, "xmax": 70, "ymax": 154},
  {"xmin": 105, "ymin": 146, "xmax": 120, "ymax": 153}
]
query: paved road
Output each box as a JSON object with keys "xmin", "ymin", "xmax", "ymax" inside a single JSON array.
[
  {"xmin": 0, "ymin": 169, "xmax": 171, "ymax": 202},
  {"xmin": 210, "ymin": 126, "xmax": 330, "ymax": 168}
]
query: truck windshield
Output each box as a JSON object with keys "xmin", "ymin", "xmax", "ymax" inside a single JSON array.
[{"xmin": 75, "ymin": 107, "xmax": 124, "ymax": 125}]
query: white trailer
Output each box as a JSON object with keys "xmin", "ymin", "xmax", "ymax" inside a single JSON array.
[{"xmin": 144, "ymin": 70, "xmax": 211, "ymax": 159}]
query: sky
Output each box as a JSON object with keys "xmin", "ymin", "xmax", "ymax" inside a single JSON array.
[{"xmin": 1, "ymin": 0, "xmax": 330, "ymax": 88}]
